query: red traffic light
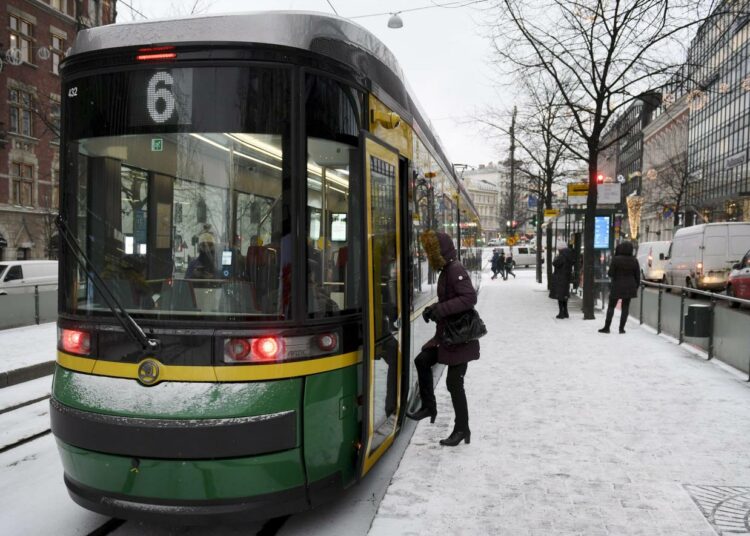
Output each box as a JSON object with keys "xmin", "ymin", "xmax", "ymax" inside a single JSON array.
[{"xmin": 596, "ymin": 174, "xmax": 605, "ymax": 184}]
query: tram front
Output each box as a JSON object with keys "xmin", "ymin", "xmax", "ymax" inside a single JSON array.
[{"xmin": 51, "ymin": 42, "xmax": 379, "ymax": 522}]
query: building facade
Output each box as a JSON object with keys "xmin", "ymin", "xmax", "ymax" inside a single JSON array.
[
  {"xmin": 464, "ymin": 163, "xmax": 502, "ymax": 241},
  {"xmin": 641, "ymin": 91, "xmax": 690, "ymax": 242},
  {"xmin": 684, "ymin": 0, "xmax": 750, "ymax": 224},
  {"xmin": 1, "ymin": 0, "xmax": 116, "ymax": 260}
]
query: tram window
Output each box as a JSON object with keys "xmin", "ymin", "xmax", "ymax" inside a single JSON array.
[
  {"xmin": 71, "ymin": 132, "xmax": 290, "ymax": 318},
  {"xmin": 306, "ymin": 138, "xmax": 360, "ymax": 316},
  {"xmin": 305, "ymin": 75, "xmax": 363, "ymax": 318}
]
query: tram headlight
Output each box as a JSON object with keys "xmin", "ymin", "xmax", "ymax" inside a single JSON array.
[
  {"xmin": 58, "ymin": 328, "xmax": 91, "ymax": 356},
  {"xmin": 224, "ymin": 338, "xmax": 253, "ymax": 362},
  {"xmin": 252, "ymin": 337, "xmax": 283, "ymax": 362}
]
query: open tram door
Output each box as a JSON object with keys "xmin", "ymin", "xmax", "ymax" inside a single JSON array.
[{"xmin": 358, "ymin": 134, "xmax": 404, "ymax": 478}]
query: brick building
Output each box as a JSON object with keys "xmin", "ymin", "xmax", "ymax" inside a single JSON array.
[{"xmin": 1, "ymin": 0, "xmax": 116, "ymax": 260}]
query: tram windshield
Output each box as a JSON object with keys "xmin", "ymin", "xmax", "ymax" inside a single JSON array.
[{"xmin": 63, "ymin": 66, "xmax": 293, "ymax": 318}]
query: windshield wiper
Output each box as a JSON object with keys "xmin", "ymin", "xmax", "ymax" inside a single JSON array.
[{"xmin": 56, "ymin": 216, "xmax": 160, "ymax": 353}]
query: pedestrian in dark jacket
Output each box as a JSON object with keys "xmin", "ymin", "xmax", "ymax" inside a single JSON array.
[
  {"xmin": 490, "ymin": 249, "xmax": 501, "ymax": 279},
  {"xmin": 599, "ymin": 241, "xmax": 640, "ymax": 333},
  {"xmin": 504, "ymin": 253, "xmax": 515, "ymax": 279},
  {"xmin": 550, "ymin": 244, "xmax": 575, "ymax": 318},
  {"xmin": 407, "ymin": 230, "xmax": 479, "ymax": 447}
]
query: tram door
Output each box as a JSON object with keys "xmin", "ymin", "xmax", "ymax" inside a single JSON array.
[{"xmin": 359, "ymin": 136, "xmax": 403, "ymax": 477}]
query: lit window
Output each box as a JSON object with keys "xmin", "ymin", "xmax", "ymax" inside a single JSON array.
[{"xmin": 9, "ymin": 15, "xmax": 34, "ymax": 64}]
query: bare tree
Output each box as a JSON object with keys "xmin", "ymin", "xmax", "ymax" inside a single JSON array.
[
  {"xmin": 488, "ymin": 0, "xmax": 721, "ymax": 318},
  {"xmin": 478, "ymin": 75, "xmax": 578, "ymax": 285}
]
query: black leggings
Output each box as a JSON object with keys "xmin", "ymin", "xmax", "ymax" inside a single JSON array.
[
  {"xmin": 415, "ymin": 348, "xmax": 470, "ymax": 432},
  {"xmin": 604, "ymin": 297, "xmax": 631, "ymax": 329}
]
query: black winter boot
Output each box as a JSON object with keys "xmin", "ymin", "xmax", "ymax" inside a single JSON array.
[
  {"xmin": 556, "ymin": 300, "xmax": 565, "ymax": 319},
  {"xmin": 407, "ymin": 407, "xmax": 437, "ymax": 423},
  {"xmin": 440, "ymin": 429, "xmax": 471, "ymax": 446}
]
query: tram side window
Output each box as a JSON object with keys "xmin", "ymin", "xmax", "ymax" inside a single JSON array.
[{"xmin": 305, "ymin": 75, "xmax": 363, "ymax": 317}]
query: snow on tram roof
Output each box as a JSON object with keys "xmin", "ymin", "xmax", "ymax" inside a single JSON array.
[{"xmin": 70, "ymin": 11, "xmax": 404, "ymax": 82}]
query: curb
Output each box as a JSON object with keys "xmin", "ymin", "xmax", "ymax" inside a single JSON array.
[{"xmin": 0, "ymin": 361, "xmax": 55, "ymax": 388}]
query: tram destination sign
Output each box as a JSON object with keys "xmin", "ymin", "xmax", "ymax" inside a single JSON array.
[{"xmin": 131, "ymin": 70, "xmax": 193, "ymax": 126}]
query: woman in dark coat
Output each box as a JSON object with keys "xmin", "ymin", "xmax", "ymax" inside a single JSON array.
[
  {"xmin": 599, "ymin": 241, "xmax": 641, "ymax": 333},
  {"xmin": 550, "ymin": 244, "xmax": 575, "ymax": 318},
  {"xmin": 407, "ymin": 230, "xmax": 479, "ymax": 447}
]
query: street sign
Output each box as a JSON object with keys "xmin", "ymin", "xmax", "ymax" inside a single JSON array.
[
  {"xmin": 567, "ymin": 183, "xmax": 588, "ymax": 205},
  {"xmin": 544, "ymin": 209, "xmax": 560, "ymax": 218},
  {"xmin": 598, "ymin": 183, "xmax": 621, "ymax": 204}
]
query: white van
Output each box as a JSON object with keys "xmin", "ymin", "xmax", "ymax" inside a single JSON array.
[
  {"xmin": 636, "ymin": 241, "xmax": 671, "ymax": 282},
  {"xmin": 664, "ymin": 223, "xmax": 750, "ymax": 291},
  {"xmin": 498, "ymin": 245, "xmax": 541, "ymax": 267},
  {"xmin": 0, "ymin": 260, "xmax": 58, "ymax": 295}
]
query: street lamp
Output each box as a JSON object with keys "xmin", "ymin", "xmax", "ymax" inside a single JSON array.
[{"xmin": 387, "ymin": 13, "xmax": 403, "ymax": 28}]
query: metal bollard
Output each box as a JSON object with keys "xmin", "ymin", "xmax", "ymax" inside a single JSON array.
[
  {"xmin": 708, "ymin": 297, "xmax": 716, "ymax": 360},
  {"xmin": 34, "ymin": 285, "xmax": 40, "ymax": 325},
  {"xmin": 679, "ymin": 289, "xmax": 685, "ymax": 344},
  {"xmin": 639, "ymin": 284, "xmax": 644, "ymax": 325},
  {"xmin": 657, "ymin": 287, "xmax": 663, "ymax": 334}
]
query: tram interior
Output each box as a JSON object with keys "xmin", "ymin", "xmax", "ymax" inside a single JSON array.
[{"xmin": 74, "ymin": 132, "xmax": 358, "ymax": 318}]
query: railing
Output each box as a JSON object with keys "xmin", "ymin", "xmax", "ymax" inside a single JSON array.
[
  {"xmin": 0, "ymin": 283, "xmax": 57, "ymax": 330},
  {"xmin": 632, "ymin": 280, "xmax": 750, "ymax": 379}
]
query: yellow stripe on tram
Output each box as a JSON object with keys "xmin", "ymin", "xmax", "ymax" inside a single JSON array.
[{"xmin": 57, "ymin": 350, "xmax": 362, "ymax": 382}]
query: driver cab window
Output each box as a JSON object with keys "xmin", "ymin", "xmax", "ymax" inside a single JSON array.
[{"xmin": 5, "ymin": 265, "xmax": 22, "ymax": 282}]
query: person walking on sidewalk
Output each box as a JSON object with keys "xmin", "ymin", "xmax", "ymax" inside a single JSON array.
[
  {"xmin": 599, "ymin": 241, "xmax": 640, "ymax": 334},
  {"xmin": 490, "ymin": 248, "xmax": 501, "ymax": 279},
  {"xmin": 407, "ymin": 230, "xmax": 479, "ymax": 447},
  {"xmin": 504, "ymin": 252, "xmax": 515, "ymax": 279},
  {"xmin": 550, "ymin": 243, "xmax": 575, "ymax": 318}
]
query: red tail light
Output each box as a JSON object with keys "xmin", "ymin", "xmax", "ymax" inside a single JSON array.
[
  {"xmin": 252, "ymin": 337, "xmax": 282, "ymax": 362},
  {"xmin": 136, "ymin": 46, "xmax": 176, "ymax": 61},
  {"xmin": 60, "ymin": 328, "xmax": 91, "ymax": 355},
  {"xmin": 225, "ymin": 338, "xmax": 252, "ymax": 361}
]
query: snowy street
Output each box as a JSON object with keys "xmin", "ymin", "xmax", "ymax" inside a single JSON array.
[
  {"xmin": 4, "ymin": 268, "xmax": 750, "ymax": 535},
  {"xmin": 370, "ymin": 269, "xmax": 750, "ymax": 536}
]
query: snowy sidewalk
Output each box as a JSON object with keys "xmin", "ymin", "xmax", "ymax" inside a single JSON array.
[{"xmin": 370, "ymin": 270, "xmax": 750, "ymax": 536}]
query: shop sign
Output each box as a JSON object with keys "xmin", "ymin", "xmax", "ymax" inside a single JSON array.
[{"xmin": 725, "ymin": 151, "xmax": 746, "ymax": 170}]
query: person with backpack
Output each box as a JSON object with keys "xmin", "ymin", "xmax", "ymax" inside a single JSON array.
[
  {"xmin": 407, "ymin": 230, "xmax": 479, "ymax": 447},
  {"xmin": 490, "ymin": 248, "xmax": 501, "ymax": 279}
]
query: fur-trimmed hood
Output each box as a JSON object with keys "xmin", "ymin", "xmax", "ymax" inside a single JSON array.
[{"xmin": 421, "ymin": 230, "xmax": 457, "ymax": 271}]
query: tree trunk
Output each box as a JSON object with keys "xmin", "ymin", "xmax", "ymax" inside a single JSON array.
[
  {"xmin": 582, "ymin": 153, "xmax": 598, "ymax": 319},
  {"xmin": 535, "ymin": 203, "xmax": 543, "ymax": 283}
]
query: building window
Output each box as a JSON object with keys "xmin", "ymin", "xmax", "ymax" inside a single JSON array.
[
  {"xmin": 49, "ymin": 98, "xmax": 61, "ymax": 141},
  {"xmin": 50, "ymin": 0, "xmax": 67, "ymax": 13},
  {"xmin": 51, "ymin": 35, "xmax": 65, "ymax": 75},
  {"xmin": 11, "ymin": 163, "xmax": 34, "ymax": 206},
  {"xmin": 9, "ymin": 89, "xmax": 34, "ymax": 137},
  {"xmin": 9, "ymin": 15, "xmax": 34, "ymax": 64}
]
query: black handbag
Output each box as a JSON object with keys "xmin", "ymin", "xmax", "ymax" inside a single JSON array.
[{"xmin": 441, "ymin": 309, "xmax": 487, "ymax": 346}]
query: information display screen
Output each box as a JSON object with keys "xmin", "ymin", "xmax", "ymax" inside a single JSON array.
[{"xmin": 594, "ymin": 216, "xmax": 611, "ymax": 249}]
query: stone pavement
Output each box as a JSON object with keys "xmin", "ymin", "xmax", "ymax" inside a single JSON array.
[{"xmin": 369, "ymin": 270, "xmax": 750, "ymax": 536}]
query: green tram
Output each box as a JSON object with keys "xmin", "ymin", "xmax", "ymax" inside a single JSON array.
[{"xmin": 51, "ymin": 11, "xmax": 482, "ymax": 523}]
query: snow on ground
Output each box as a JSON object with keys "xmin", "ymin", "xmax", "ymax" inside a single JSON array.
[
  {"xmin": 0, "ymin": 322, "xmax": 56, "ymax": 373},
  {"xmin": 369, "ymin": 269, "xmax": 750, "ymax": 536}
]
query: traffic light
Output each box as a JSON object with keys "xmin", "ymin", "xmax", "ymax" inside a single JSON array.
[{"xmin": 596, "ymin": 173, "xmax": 605, "ymax": 184}]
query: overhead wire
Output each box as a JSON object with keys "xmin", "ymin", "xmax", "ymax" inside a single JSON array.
[
  {"xmin": 350, "ymin": 0, "xmax": 488, "ymax": 19},
  {"xmin": 325, "ymin": 0, "xmax": 339, "ymax": 16}
]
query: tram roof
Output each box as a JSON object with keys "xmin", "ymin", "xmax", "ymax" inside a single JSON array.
[{"xmin": 70, "ymin": 11, "xmax": 478, "ymax": 215}]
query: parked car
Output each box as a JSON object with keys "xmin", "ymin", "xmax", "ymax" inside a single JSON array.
[
  {"xmin": 726, "ymin": 249, "xmax": 750, "ymax": 307},
  {"xmin": 0, "ymin": 260, "xmax": 58, "ymax": 295},
  {"xmin": 487, "ymin": 238, "xmax": 500, "ymax": 247},
  {"xmin": 498, "ymin": 245, "xmax": 541, "ymax": 267},
  {"xmin": 664, "ymin": 223, "xmax": 750, "ymax": 291},
  {"xmin": 636, "ymin": 240, "xmax": 671, "ymax": 282}
]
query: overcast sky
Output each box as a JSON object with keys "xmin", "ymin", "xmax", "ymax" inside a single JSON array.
[{"xmin": 117, "ymin": 0, "xmax": 510, "ymax": 168}]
